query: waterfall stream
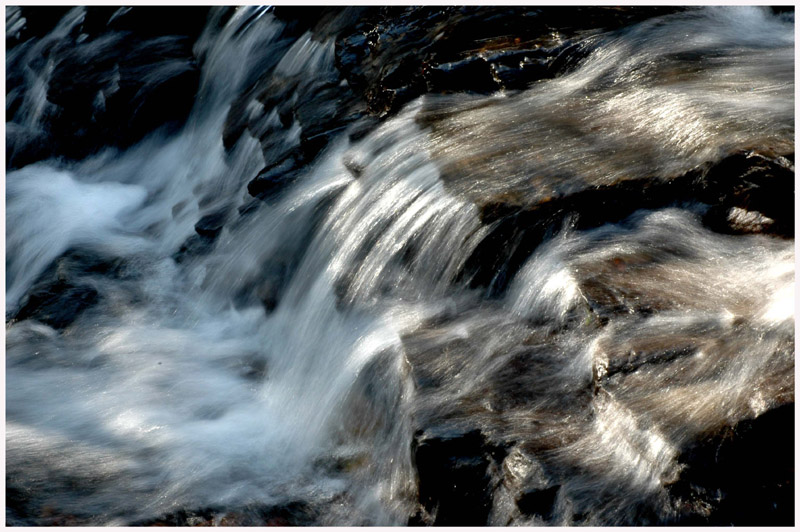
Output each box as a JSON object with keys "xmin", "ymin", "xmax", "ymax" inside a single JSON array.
[{"xmin": 6, "ymin": 6, "xmax": 794, "ymax": 526}]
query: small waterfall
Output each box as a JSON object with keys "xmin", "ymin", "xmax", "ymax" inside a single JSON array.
[{"xmin": 6, "ymin": 6, "xmax": 794, "ymax": 526}]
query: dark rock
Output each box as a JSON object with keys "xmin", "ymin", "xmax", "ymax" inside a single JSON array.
[
  {"xmin": 221, "ymin": 41, "xmax": 296, "ymax": 152},
  {"xmin": 101, "ymin": 6, "xmax": 210, "ymax": 42},
  {"xmin": 517, "ymin": 485, "xmax": 560, "ymax": 520},
  {"xmin": 6, "ymin": 124, "xmax": 52, "ymax": 171},
  {"xmin": 174, "ymin": 208, "xmax": 231, "ymax": 264},
  {"xmin": 459, "ymin": 149, "xmax": 794, "ymax": 296},
  {"xmin": 247, "ymin": 151, "xmax": 304, "ymax": 201},
  {"xmin": 131, "ymin": 501, "xmax": 318, "ymax": 527},
  {"xmin": 412, "ymin": 429, "xmax": 507, "ymax": 526},
  {"xmin": 334, "ymin": 7, "xmax": 684, "ymax": 116},
  {"xmin": 342, "ymin": 154, "xmax": 365, "ymax": 178},
  {"xmin": 347, "ymin": 114, "xmax": 381, "ymax": 143},
  {"xmin": 234, "ymin": 193, "xmax": 340, "ymax": 314},
  {"xmin": 425, "ymin": 56, "xmax": 500, "ymax": 94},
  {"xmin": 194, "ymin": 210, "xmax": 228, "ymax": 239},
  {"xmin": 223, "ymin": 16, "xmax": 366, "ymax": 173},
  {"xmin": 176, "ymin": 209, "xmax": 234, "ymax": 262},
  {"xmin": 700, "ymin": 151, "xmax": 794, "ymax": 237},
  {"xmin": 770, "ymin": 6, "xmax": 794, "ymax": 16},
  {"xmin": 253, "ymin": 261, "xmax": 292, "ymax": 313},
  {"xmin": 14, "ymin": 282, "xmax": 98, "ymax": 330},
  {"xmin": 7, "ymin": 7, "xmax": 205, "ymax": 166},
  {"xmin": 45, "ymin": 34, "xmax": 200, "ymax": 159},
  {"xmin": 294, "ymin": 79, "xmax": 353, "ymax": 139},
  {"xmin": 6, "ymin": 6, "xmax": 73, "ymax": 49},
  {"xmin": 174, "ymin": 234, "xmax": 214, "ymax": 264},
  {"xmin": 8, "ymin": 249, "xmax": 124, "ymax": 328},
  {"xmin": 667, "ymin": 403, "xmax": 794, "ymax": 525},
  {"xmin": 488, "ymin": 50, "xmax": 554, "ymax": 90},
  {"xmin": 238, "ymin": 356, "xmax": 268, "ymax": 381},
  {"xmin": 271, "ymin": 6, "xmax": 369, "ymax": 41}
]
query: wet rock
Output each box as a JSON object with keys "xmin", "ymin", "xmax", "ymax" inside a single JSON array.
[
  {"xmin": 334, "ymin": 7, "xmax": 683, "ymax": 116},
  {"xmin": 723, "ymin": 207, "xmax": 775, "ymax": 234},
  {"xmin": 460, "ymin": 149, "xmax": 793, "ymax": 296},
  {"xmin": 133, "ymin": 501, "xmax": 318, "ymax": 526},
  {"xmin": 700, "ymin": 151, "xmax": 794, "ymax": 237},
  {"xmin": 174, "ymin": 234, "xmax": 213, "ymax": 264},
  {"xmin": 237, "ymin": 355, "xmax": 268, "ymax": 381},
  {"xmin": 247, "ymin": 151, "xmax": 305, "ymax": 201},
  {"xmin": 224, "ymin": 19, "xmax": 366, "ymax": 178},
  {"xmin": 666, "ymin": 403, "xmax": 794, "ymax": 525},
  {"xmin": 9, "ymin": 249, "xmax": 125, "ymax": 328},
  {"xmin": 517, "ymin": 485, "xmax": 560, "ymax": 520},
  {"xmin": 13, "ymin": 281, "xmax": 98, "ymax": 330},
  {"xmin": 96, "ymin": 6, "xmax": 210, "ymax": 42},
  {"xmin": 6, "ymin": 123, "xmax": 52, "ymax": 170},
  {"xmin": 193, "ymin": 210, "xmax": 228, "ymax": 239},
  {"xmin": 485, "ymin": 445, "xmax": 561, "ymax": 524},
  {"xmin": 347, "ymin": 114, "xmax": 381, "ymax": 143},
  {"xmin": 484, "ymin": 46, "xmax": 565, "ymax": 90},
  {"xmin": 294, "ymin": 78, "xmax": 361, "ymax": 153},
  {"xmin": 173, "ymin": 209, "xmax": 231, "ymax": 263},
  {"xmin": 5, "ymin": 6, "xmax": 73, "ymax": 48},
  {"xmin": 271, "ymin": 6, "xmax": 368, "ymax": 42},
  {"xmin": 342, "ymin": 154, "xmax": 366, "ymax": 178},
  {"xmin": 770, "ymin": 6, "xmax": 795, "ymax": 16},
  {"xmin": 6, "ymin": 7, "xmax": 206, "ymax": 166},
  {"xmin": 221, "ymin": 47, "xmax": 296, "ymax": 152},
  {"xmin": 490, "ymin": 60, "xmax": 548, "ymax": 91},
  {"xmin": 412, "ymin": 429, "xmax": 507, "ymax": 526},
  {"xmin": 254, "ymin": 261, "xmax": 293, "ymax": 313},
  {"xmin": 425, "ymin": 56, "xmax": 500, "ymax": 94},
  {"xmin": 236, "ymin": 193, "xmax": 338, "ymax": 313},
  {"xmin": 46, "ymin": 34, "xmax": 200, "ymax": 159}
]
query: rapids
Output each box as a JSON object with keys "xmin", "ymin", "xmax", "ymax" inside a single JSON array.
[{"xmin": 5, "ymin": 6, "xmax": 794, "ymax": 526}]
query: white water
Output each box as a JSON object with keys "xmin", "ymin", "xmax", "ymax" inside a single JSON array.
[{"xmin": 6, "ymin": 6, "xmax": 794, "ymax": 526}]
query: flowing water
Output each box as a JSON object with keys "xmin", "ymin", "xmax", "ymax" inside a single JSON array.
[{"xmin": 5, "ymin": 6, "xmax": 794, "ymax": 526}]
